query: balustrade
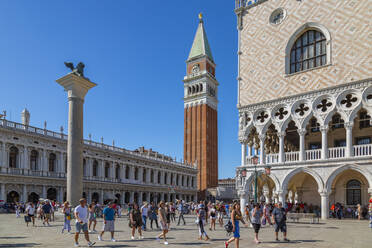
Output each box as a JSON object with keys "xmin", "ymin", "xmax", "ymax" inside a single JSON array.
[
  {"xmin": 328, "ymin": 147, "xmax": 345, "ymax": 159},
  {"xmin": 354, "ymin": 144, "xmax": 372, "ymax": 157},
  {"xmin": 266, "ymin": 154, "xmax": 279, "ymax": 164},
  {"xmin": 285, "ymin": 151, "xmax": 299, "ymax": 162},
  {"xmin": 305, "ymin": 149, "xmax": 322, "ymax": 160}
]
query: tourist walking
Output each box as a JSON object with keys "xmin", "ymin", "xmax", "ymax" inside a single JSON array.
[
  {"xmin": 170, "ymin": 202, "xmax": 176, "ymax": 222},
  {"xmin": 42, "ymin": 200, "xmax": 52, "ymax": 226},
  {"xmin": 62, "ymin": 201, "xmax": 72, "ymax": 233},
  {"xmin": 141, "ymin": 202, "xmax": 149, "ymax": 231},
  {"xmin": 157, "ymin": 201, "xmax": 169, "ymax": 245},
  {"xmin": 98, "ymin": 201, "xmax": 116, "ymax": 242},
  {"xmin": 196, "ymin": 203, "xmax": 210, "ymax": 241},
  {"xmin": 25, "ymin": 202, "xmax": 36, "ymax": 227},
  {"xmin": 129, "ymin": 203, "xmax": 143, "ymax": 240},
  {"xmin": 88, "ymin": 203, "xmax": 97, "ymax": 232},
  {"xmin": 224, "ymin": 202, "xmax": 248, "ymax": 248},
  {"xmin": 74, "ymin": 198, "xmax": 95, "ymax": 247},
  {"xmin": 149, "ymin": 202, "xmax": 159, "ymax": 229},
  {"xmin": 209, "ymin": 204, "xmax": 217, "ymax": 231},
  {"xmin": 16, "ymin": 203, "xmax": 21, "ymax": 218},
  {"xmin": 272, "ymin": 202, "xmax": 289, "ymax": 242},
  {"xmin": 177, "ymin": 200, "xmax": 186, "ymax": 225},
  {"xmin": 251, "ymin": 203, "xmax": 263, "ymax": 244}
]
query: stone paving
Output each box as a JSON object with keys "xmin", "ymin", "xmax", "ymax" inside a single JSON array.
[{"xmin": 0, "ymin": 213, "xmax": 370, "ymax": 248}]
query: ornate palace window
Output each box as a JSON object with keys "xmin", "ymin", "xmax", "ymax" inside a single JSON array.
[
  {"xmin": 104, "ymin": 162, "xmax": 110, "ymax": 178},
  {"xmin": 290, "ymin": 30, "xmax": 326, "ymax": 73},
  {"xmin": 92, "ymin": 160, "xmax": 98, "ymax": 177},
  {"xmin": 9, "ymin": 146, "xmax": 18, "ymax": 168},
  {"xmin": 346, "ymin": 179, "xmax": 361, "ymax": 205},
  {"xmin": 49, "ymin": 153, "xmax": 56, "ymax": 172},
  {"xmin": 30, "ymin": 150, "xmax": 38, "ymax": 171}
]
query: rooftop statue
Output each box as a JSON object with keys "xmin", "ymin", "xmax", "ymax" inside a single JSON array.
[{"xmin": 64, "ymin": 61, "xmax": 85, "ymax": 77}]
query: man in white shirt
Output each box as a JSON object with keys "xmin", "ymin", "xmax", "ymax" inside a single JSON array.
[
  {"xmin": 25, "ymin": 202, "xmax": 36, "ymax": 227},
  {"xmin": 74, "ymin": 198, "xmax": 95, "ymax": 247}
]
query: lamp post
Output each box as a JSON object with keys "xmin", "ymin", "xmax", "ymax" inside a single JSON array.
[{"xmin": 252, "ymin": 155, "xmax": 259, "ymax": 204}]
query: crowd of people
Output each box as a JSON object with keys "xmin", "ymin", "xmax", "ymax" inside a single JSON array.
[{"xmin": 8, "ymin": 196, "xmax": 372, "ymax": 247}]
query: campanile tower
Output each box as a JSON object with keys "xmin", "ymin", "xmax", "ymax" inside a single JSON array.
[{"xmin": 183, "ymin": 14, "xmax": 218, "ymax": 196}]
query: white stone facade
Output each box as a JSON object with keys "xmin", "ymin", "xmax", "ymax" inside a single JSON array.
[
  {"xmin": 234, "ymin": 0, "xmax": 372, "ymax": 219},
  {"xmin": 0, "ymin": 119, "xmax": 197, "ymax": 204}
]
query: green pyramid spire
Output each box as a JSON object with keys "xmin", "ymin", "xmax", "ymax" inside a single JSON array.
[{"xmin": 187, "ymin": 14, "xmax": 214, "ymax": 62}]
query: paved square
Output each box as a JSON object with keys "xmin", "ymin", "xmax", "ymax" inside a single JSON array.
[{"xmin": 0, "ymin": 213, "xmax": 370, "ymax": 248}]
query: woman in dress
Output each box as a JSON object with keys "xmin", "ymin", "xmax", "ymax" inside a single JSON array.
[
  {"xmin": 61, "ymin": 201, "xmax": 71, "ymax": 233},
  {"xmin": 129, "ymin": 203, "xmax": 143, "ymax": 240},
  {"xmin": 209, "ymin": 204, "xmax": 217, "ymax": 231},
  {"xmin": 224, "ymin": 202, "xmax": 248, "ymax": 248}
]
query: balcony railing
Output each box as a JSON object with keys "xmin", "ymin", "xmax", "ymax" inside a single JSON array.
[
  {"xmin": 0, "ymin": 119, "xmax": 197, "ymax": 170},
  {"xmin": 244, "ymin": 144, "xmax": 372, "ymax": 166}
]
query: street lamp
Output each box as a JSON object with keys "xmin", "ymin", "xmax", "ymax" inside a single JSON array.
[{"xmin": 251, "ymin": 155, "xmax": 259, "ymax": 204}]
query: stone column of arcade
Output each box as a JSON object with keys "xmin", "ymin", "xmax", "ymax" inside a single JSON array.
[{"xmin": 56, "ymin": 66, "xmax": 96, "ymax": 207}]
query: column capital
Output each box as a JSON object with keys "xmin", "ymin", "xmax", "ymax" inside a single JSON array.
[
  {"xmin": 320, "ymin": 125, "xmax": 329, "ymax": 133},
  {"xmin": 56, "ymin": 73, "xmax": 97, "ymax": 100},
  {"xmin": 344, "ymin": 122, "xmax": 354, "ymax": 130},
  {"xmin": 319, "ymin": 190, "xmax": 331, "ymax": 197},
  {"xmin": 258, "ymin": 134, "xmax": 266, "ymax": 142},
  {"xmin": 297, "ymin": 128, "xmax": 307, "ymax": 136},
  {"xmin": 277, "ymin": 131, "xmax": 286, "ymax": 138}
]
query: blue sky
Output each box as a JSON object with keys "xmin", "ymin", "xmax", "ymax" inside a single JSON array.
[{"xmin": 0, "ymin": 1, "xmax": 239, "ymax": 178}]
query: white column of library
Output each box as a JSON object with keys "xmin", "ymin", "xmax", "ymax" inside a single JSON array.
[{"xmin": 56, "ymin": 73, "xmax": 96, "ymax": 207}]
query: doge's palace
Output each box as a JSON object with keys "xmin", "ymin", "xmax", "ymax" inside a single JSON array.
[
  {"xmin": 0, "ymin": 109, "xmax": 197, "ymax": 205},
  {"xmin": 234, "ymin": 0, "xmax": 372, "ymax": 219}
]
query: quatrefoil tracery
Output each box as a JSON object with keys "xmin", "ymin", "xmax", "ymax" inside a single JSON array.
[
  {"xmin": 317, "ymin": 99, "xmax": 332, "ymax": 112},
  {"xmin": 275, "ymin": 107, "xmax": 288, "ymax": 120},
  {"xmin": 257, "ymin": 111, "xmax": 269, "ymax": 123},
  {"xmin": 340, "ymin": 94, "xmax": 357, "ymax": 108},
  {"xmin": 295, "ymin": 103, "xmax": 309, "ymax": 116}
]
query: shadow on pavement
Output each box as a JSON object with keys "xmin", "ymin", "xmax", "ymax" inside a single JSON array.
[
  {"xmin": 0, "ymin": 243, "xmax": 40, "ymax": 247},
  {"xmin": 0, "ymin": 237, "xmax": 27, "ymax": 239}
]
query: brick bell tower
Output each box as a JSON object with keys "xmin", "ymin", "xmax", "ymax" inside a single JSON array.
[{"xmin": 183, "ymin": 13, "xmax": 218, "ymax": 198}]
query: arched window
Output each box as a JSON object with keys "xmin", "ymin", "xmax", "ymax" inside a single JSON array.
[
  {"xmin": 158, "ymin": 171, "xmax": 161, "ymax": 184},
  {"xmin": 290, "ymin": 30, "xmax": 326, "ymax": 74},
  {"xmin": 30, "ymin": 150, "xmax": 38, "ymax": 171},
  {"xmin": 104, "ymin": 162, "xmax": 110, "ymax": 178},
  {"xmin": 150, "ymin": 170, "xmax": 154, "ymax": 183},
  {"xmin": 125, "ymin": 166, "xmax": 130, "ymax": 179},
  {"xmin": 164, "ymin": 172, "xmax": 168, "ymax": 185},
  {"xmin": 134, "ymin": 168, "xmax": 139, "ymax": 180},
  {"xmin": 143, "ymin": 168, "xmax": 146, "ymax": 182},
  {"xmin": 176, "ymin": 175, "xmax": 179, "ymax": 186},
  {"xmin": 92, "ymin": 160, "xmax": 98, "ymax": 177},
  {"xmin": 115, "ymin": 164, "xmax": 120, "ymax": 179},
  {"xmin": 9, "ymin": 146, "xmax": 18, "ymax": 168},
  {"xmin": 346, "ymin": 179, "xmax": 361, "ymax": 205},
  {"xmin": 48, "ymin": 153, "xmax": 56, "ymax": 172}
]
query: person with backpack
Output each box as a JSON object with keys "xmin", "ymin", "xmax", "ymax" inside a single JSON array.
[
  {"xmin": 196, "ymin": 203, "xmax": 210, "ymax": 241},
  {"xmin": 271, "ymin": 202, "xmax": 289, "ymax": 242},
  {"xmin": 224, "ymin": 202, "xmax": 248, "ymax": 248}
]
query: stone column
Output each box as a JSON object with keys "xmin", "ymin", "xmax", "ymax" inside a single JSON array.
[
  {"xmin": 278, "ymin": 131, "xmax": 285, "ymax": 163},
  {"xmin": 121, "ymin": 191, "xmax": 125, "ymax": 205},
  {"xmin": 259, "ymin": 134, "xmax": 266, "ymax": 165},
  {"xmin": 42, "ymin": 149, "xmax": 48, "ymax": 172},
  {"xmin": 161, "ymin": 192, "xmax": 165, "ymax": 201},
  {"xmin": 58, "ymin": 187, "xmax": 64, "ymax": 203},
  {"xmin": 87, "ymin": 189, "xmax": 92, "ymax": 204},
  {"xmin": 23, "ymin": 147, "xmax": 29, "ymax": 170},
  {"xmin": 345, "ymin": 122, "xmax": 354, "ymax": 157},
  {"xmin": 277, "ymin": 190, "xmax": 286, "ymax": 204},
  {"xmin": 238, "ymin": 190, "xmax": 247, "ymax": 215},
  {"xmin": 42, "ymin": 186, "xmax": 47, "ymax": 199},
  {"xmin": 100, "ymin": 160, "xmax": 105, "ymax": 179},
  {"xmin": 297, "ymin": 129, "xmax": 306, "ymax": 161},
  {"xmin": 58, "ymin": 153, "xmax": 64, "ymax": 173},
  {"xmin": 138, "ymin": 192, "xmax": 143, "ymax": 205},
  {"xmin": 100, "ymin": 189, "xmax": 104, "ymax": 204},
  {"xmin": 56, "ymin": 73, "xmax": 96, "ymax": 207},
  {"xmin": 320, "ymin": 192, "xmax": 329, "ymax": 220},
  {"xmin": 130, "ymin": 192, "xmax": 134, "ymax": 203},
  {"xmin": 320, "ymin": 126, "xmax": 328, "ymax": 160},
  {"xmin": 241, "ymin": 142, "xmax": 247, "ymax": 166},
  {"xmin": 22, "ymin": 184, "xmax": 27, "ymax": 202},
  {"xmin": 247, "ymin": 142, "xmax": 252, "ymax": 159},
  {"xmin": 0, "ymin": 183, "xmax": 5, "ymax": 201},
  {"xmin": 1, "ymin": 142, "xmax": 6, "ymax": 169}
]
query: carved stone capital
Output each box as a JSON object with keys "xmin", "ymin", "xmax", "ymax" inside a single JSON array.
[
  {"xmin": 297, "ymin": 128, "xmax": 307, "ymax": 136},
  {"xmin": 344, "ymin": 122, "xmax": 354, "ymax": 130},
  {"xmin": 277, "ymin": 131, "xmax": 286, "ymax": 138},
  {"xmin": 320, "ymin": 126, "xmax": 329, "ymax": 133},
  {"xmin": 258, "ymin": 134, "xmax": 266, "ymax": 142}
]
